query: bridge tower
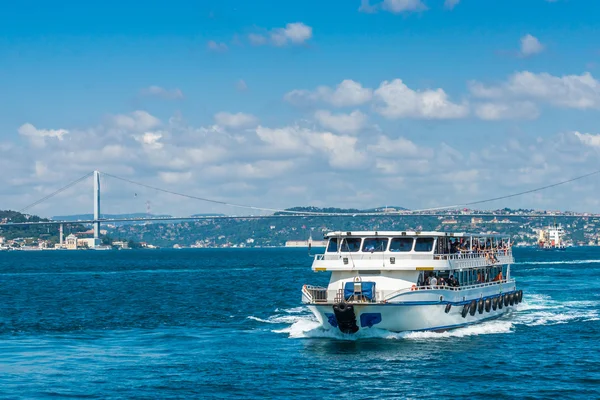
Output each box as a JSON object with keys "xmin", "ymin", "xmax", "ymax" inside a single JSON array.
[{"xmin": 93, "ymin": 170, "xmax": 101, "ymax": 247}]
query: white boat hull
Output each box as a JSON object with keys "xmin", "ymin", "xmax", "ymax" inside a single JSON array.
[{"xmin": 307, "ymin": 284, "xmax": 519, "ymax": 333}]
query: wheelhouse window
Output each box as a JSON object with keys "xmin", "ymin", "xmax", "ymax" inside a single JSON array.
[
  {"xmin": 362, "ymin": 238, "xmax": 388, "ymax": 252},
  {"xmin": 389, "ymin": 238, "xmax": 414, "ymax": 252},
  {"xmin": 326, "ymin": 238, "xmax": 339, "ymax": 253},
  {"xmin": 414, "ymin": 237, "xmax": 435, "ymax": 252},
  {"xmin": 341, "ymin": 238, "xmax": 361, "ymax": 252}
]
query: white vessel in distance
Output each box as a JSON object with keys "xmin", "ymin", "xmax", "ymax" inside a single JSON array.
[
  {"xmin": 302, "ymin": 231, "xmax": 522, "ymax": 334},
  {"xmin": 538, "ymin": 223, "xmax": 567, "ymax": 250}
]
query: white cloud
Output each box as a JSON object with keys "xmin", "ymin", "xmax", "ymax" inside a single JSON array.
[
  {"xmin": 140, "ymin": 86, "xmax": 184, "ymax": 100},
  {"xmin": 374, "ymin": 79, "xmax": 469, "ymax": 119},
  {"xmin": 382, "ymin": 0, "xmax": 427, "ymax": 13},
  {"xmin": 109, "ymin": 111, "xmax": 161, "ymax": 131},
  {"xmin": 474, "ymin": 101, "xmax": 540, "ymax": 120},
  {"xmin": 366, "ymin": 136, "xmax": 422, "ymax": 157},
  {"xmin": 34, "ymin": 161, "xmax": 61, "ymax": 180},
  {"xmin": 469, "ymin": 71, "xmax": 600, "ymax": 109},
  {"xmin": 18, "ymin": 123, "xmax": 69, "ymax": 147},
  {"xmin": 248, "ymin": 34, "xmax": 267, "ymax": 46},
  {"xmin": 134, "ymin": 132, "xmax": 164, "ymax": 149},
  {"xmin": 444, "ymin": 0, "xmax": 460, "ymax": 9},
  {"xmin": 254, "ymin": 125, "xmax": 367, "ymax": 169},
  {"xmin": 184, "ymin": 146, "xmax": 229, "ymax": 165},
  {"xmin": 314, "ymin": 110, "xmax": 367, "ymax": 134},
  {"xmin": 255, "ymin": 126, "xmax": 307, "ymax": 153},
  {"xmin": 284, "ymin": 79, "xmax": 373, "ymax": 107},
  {"xmin": 249, "ymin": 23, "xmax": 313, "ymax": 47},
  {"xmin": 10, "ymin": 103, "xmax": 600, "ymax": 217},
  {"xmin": 158, "ymin": 171, "xmax": 192, "ymax": 184},
  {"xmin": 271, "ymin": 23, "xmax": 313, "ymax": 46},
  {"xmin": 573, "ymin": 131, "xmax": 600, "ymax": 148},
  {"xmin": 214, "ymin": 112, "xmax": 259, "ymax": 129},
  {"xmin": 306, "ymin": 131, "xmax": 367, "ymax": 169},
  {"xmin": 207, "ymin": 40, "xmax": 228, "ymax": 52},
  {"xmin": 520, "ymin": 34, "xmax": 544, "ymax": 56}
]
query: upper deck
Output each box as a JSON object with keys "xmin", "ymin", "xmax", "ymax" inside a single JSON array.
[{"xmin": 312, "ymin": 231, "xmax": 514, "ymax": 271}]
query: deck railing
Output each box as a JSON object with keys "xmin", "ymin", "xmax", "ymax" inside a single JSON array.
[
  {"xmin": 315, "ymin": 249, "xmax": 513, "ymax": 263},
  {"xmin": 303, "ymin": 279, "xmax": 516, "ymax": 304},
  {"xmin": 434, "ymin": 249, "xmax": 512, "ymax": 260},
  {"xmin": 302, "ymin": 285, "xmax": 328, "ymax": 303},
  {"xmin": 333, "ymin": 288, "xmax": 378, "ymax": 303}
]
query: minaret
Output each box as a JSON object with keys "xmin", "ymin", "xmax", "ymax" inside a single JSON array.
[{"xmin": 93, "ymin": 170, "xmax": 100, "ymax": 247}]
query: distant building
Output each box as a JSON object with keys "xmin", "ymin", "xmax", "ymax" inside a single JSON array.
[
  {"xmin": 77, "ymin": 238, "xmax": 97, "ymax": 248},
  {"xmin": 471, "ymin": 217, "xmax": 483, "ymax": 224},
  {"xmin": 0, "ymin": 236, "xmax": 5, "ymax": 244},
  {"xmin": 65, "ymin": 234, "xmax": 78, "ymax": 250},
  {"xmin": 112, "ymin": 240, "xmax": 129, "ymax": 249},
  {"xmin": 442, "ymin": 219, "xmax": 457, "ymax": 224}
]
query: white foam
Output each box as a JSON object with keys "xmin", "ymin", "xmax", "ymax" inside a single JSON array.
[
  {"xmin": 402, "ymin": 320, "xmax": 515, "ymax": 339},
  {"xmin": 518, "ymin": 259, "xmax": 600, "ymax": 266},
  {"xmin": 274, "ymin": 306, "xmax": 305, "ymax": 314},
  {"xmin": 271, "ymin": 317, "xmax": 515, "ymax": 341},
  {"xmin": 256, "ymin": 292, "xmax": 598, "ymax": 340},
  {"xmin": 516, "ymin": 310, "xmax": 598, "ymax": 326},
  {"xmin": 512, "ymin": 294, "xmax": 599, "ymax": 327},
  {"xmin": 247, "ymin": 314, "xmax": 309, "ymax": 324}
]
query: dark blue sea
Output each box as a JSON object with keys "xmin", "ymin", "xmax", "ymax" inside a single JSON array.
[{"xmin": 1, "ymin": 248, "xmax": 599, "ymax": 399}]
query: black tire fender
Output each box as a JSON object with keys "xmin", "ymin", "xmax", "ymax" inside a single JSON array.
[
  {"xmin": 469, "ymin": 300, "xmax": 477, "ymax": 316},
  {"xmin": 461, "ymin": 304, "xmax": 469, "ymax": 318}
]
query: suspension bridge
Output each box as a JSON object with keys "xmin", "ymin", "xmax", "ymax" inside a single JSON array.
[{"xmin": 1, "ymin": 169, "xmax": 600, "ymax": 248}]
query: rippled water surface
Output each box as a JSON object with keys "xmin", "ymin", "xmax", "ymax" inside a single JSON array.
[{"xmin": 1, "ymin": 248, "xmax": 599, "ymax": 399}]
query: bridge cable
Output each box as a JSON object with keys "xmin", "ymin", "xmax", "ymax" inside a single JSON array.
[
  {"xmin": 100, "ymin": 168, "xmax": 600, "ymax": 216},
  {"xmin": 410, "ymin": 168, "xmax": 600, "ymax": 213},
  {"xmin": 100, "ymin": 172, "xmax": 333, "ymax": 215},
  {"xmin": 18, "ymin": 171, "xmax": 94, "ymax": 214}
]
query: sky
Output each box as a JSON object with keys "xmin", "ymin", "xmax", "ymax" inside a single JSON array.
[{"xmin": 2, "ymin": 0, "xmax": 600, "ymax": 217}]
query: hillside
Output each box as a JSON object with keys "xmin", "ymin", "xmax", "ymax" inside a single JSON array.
[
  {"xmin": 0, "ymin": 210, "xmax": 87, "ymax": 242},
  {"xmin": 104, "ymin": 212, "xmax": 597, "ymax": 248}
]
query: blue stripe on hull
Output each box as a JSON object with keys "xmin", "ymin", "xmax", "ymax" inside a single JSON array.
[{"xmin": 410, "ymin": 312, "xmax": 507, "ymax": 332}]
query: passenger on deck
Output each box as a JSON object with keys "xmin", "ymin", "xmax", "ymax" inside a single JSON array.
[
  {"xmin": 451, "ymin": 275, "xmax": 460, "ymax": 287},
  {"xmin": 495, "ymin": 270, "xmax": 503, "ymax": 281},
  {"xmin": 429, "ymin": 274, "xmax": 437, "ymax": 288}
]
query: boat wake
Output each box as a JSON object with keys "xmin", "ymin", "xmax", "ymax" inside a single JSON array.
[
  {"xmin": 518, "ymin": 259, "xmax": 600, "ymax": 266},
  {"xmin": 251, "ymin": 294, "xmax": 599, "ymax": 341}
]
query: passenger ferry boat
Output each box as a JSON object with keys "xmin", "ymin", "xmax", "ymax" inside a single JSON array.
[{"xmin": 302, "ymin": 231, "xmax": 522, "ymax": 333}]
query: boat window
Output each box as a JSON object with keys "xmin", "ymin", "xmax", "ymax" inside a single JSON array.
[
  {"xmin": 362, "ymin": 238, "xmax": 388, "ymax": 252},
  {"xmin": 340, "ymin": 238, "xmax": 361, "ymax": 252},
  {"xmin": 326, "ymin": 238, "xmax": 339, "ymax": 252},
  {"xmin": 389, "ymin": 238, "xmax": 413, "ymax": 252},
  {"xmin": 414, "ymin": 237, "xmax": 435, "ymax": 252}
]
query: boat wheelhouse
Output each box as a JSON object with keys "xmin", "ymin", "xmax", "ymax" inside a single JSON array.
[{"xmin": 302, "ymin": 231, "xmax": 522, "ymax": 333}]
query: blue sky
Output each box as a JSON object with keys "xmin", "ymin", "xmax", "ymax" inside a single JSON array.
[{"xmin": 2, "ymin": 0, "xmax": 600, "ymax": 217}]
